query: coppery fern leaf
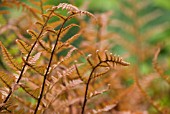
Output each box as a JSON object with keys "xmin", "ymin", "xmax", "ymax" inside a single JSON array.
[
  {"xmin": 61, "ymin": 24, "xmax": 79, "ymax": 34},
  {"xmin": 0, "ymin": 42, "xmax": 22, "ymax": 71},
  {"xmin": 74, "ymin": 62, "xmax": 87, "ymax": 83},
  {"xmin": 16, "ymin": 39, "xmax": 31, "ymax": 54},
  {"xmin": 53, "ymin": 3, "xmax": 96, "ymax": 19},
  {"xmin": 88, "ymin": 84, "xmax": 110, "ymax": 99},
  {"xmin": 20, "ymin": 85, "xmax": 40, "ymax": 100},
  {"xmin": 38, "ymin": 40, "xmax": 51, "ymax": 53},
  {"xmin": 65, "ymin": 31, "xmax": 81, "ymax": 44},
  {"xmin": 29, "ymin": 65, "xmax": 46, "ymax": 76},
  {"xmin": 28, "ymin": 52, "xmax": 41, "ymax": 65},
  {"xmin": 53, "ymin": 12, "xmax": 67, "ymax": 20},
  {"xmin": 56, "ymin": 47, "xmax": 77, "ymax": 67},
  {"xmin": 22, "ymin": 57, "xmax": 46, "ymax": 75},
  {"xmin": 0, "ymin": 71, "xmax": 16, "ymax": 89},
  {"xmin": 65, "ymin": 79, "xmax": 83, "ymax": 89},
  {"xmin": 93, "ymin": 67, "xmax": 110, "ymax": 79},
  {"xmin": 27, "ymin": 29, "xmax": 38, "ymax": 38},
  {"xmin": 35, "ymin": 21, "xmax": 44, "ymax": 27}
]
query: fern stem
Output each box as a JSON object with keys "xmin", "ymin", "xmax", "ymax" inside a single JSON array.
[
  {"xmin": 81, "ymin": 61, "xmax": 108, "ymax": 114},
  {"xmin": 81, "ymin": 59, "xmax": 128, "ymax": 114},
  {"xmin": 1, "ymin": 8, "xmax": 54, "ymax": 107},
  {"xmin": 34, "ymin": 14, "xmax": 73, "ymax": 114},
  {"xmin": 81, "ymin": 67, "xmax": 95, "ymax": 114}
]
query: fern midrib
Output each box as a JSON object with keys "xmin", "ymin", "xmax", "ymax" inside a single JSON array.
[{"xmin": 34, "ymin": 13, "xmax": 74, "ymax": 114}]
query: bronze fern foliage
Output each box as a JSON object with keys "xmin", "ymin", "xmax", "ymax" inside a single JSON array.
[{"xmin": 0, "ymin": 1, "xmax": 130, "ymax": 114}]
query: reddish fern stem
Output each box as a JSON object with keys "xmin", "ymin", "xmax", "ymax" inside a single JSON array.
[
  {"xmin": 81, "ymin": 60, "xmax": 127, "ymax": 114},
  {"xmin": 81, "ymin": 60, "xmax": 107, "ymax": 114},
  {"xmin": 34, "ymin": 14, "xmax": 73, "ymax": 114},
  {"xmin": 1, "ymin": 9, "xmax": 54, "ymax": 106},
  {"xmin": 81, "ymin": 65, "xmax": 96, "ymax": 114}
]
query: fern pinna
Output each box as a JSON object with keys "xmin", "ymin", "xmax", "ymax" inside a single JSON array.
[{"xmin": 0, "ymin": 2, "xmax": 129, "ymax": 114}]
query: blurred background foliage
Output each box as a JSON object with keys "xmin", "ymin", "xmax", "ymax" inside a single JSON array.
[{"xmin": 0, "ymin": 0, "xmax": 170, "ymax": 113}]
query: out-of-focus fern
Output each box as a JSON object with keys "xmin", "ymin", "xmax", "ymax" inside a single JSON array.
[{"xmin": 109, "ymin": 0, "xmax": 170, "ymax": 113}]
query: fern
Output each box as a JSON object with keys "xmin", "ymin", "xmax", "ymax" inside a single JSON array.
[
  {"xmin": 0, "ymin": 42, "xmax": 22, "ymax": 71},
  {"xmin": 0, "ymin": 1, "xmax": 132, "ymax": 114},
  {"xmin": 80, "ymin": 50, "xmax": 129, "ymax": 114},
  {"xmin": 16, "ymin": 39, "xmax": 31, "ymax": 54},
  {"xmin": 0, "ymin": 71, "xmax": 16, "ymax": 90}
]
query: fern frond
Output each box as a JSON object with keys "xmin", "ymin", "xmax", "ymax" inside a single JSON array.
[
  {"xmin": 74, "ymin": 62, "xmax": 87, "ymax": 83},
  {"xmin": 45, "ymin": 24, "xmax": 79, "ymax": 39},
  {"xmin": 93, "ymin": 67, "xmax": 110, "ymax": 79},
  {"xmin": 53, "ymin": 12, "xmax": 67, "ymax": 20},
  {"xmin": 86, "ymin": 54, "xmax": 94, "ymax": 68},
  {"xmin": 62, "ymin": 24, "xmax": 79, "ymax": 34},
  {"xmin": 153, "ymin": 48, "xmax": 170, "ymax": 84},
  {"xmin": 0, "ymin": 42, "xmax": 22, "ymax": 71},
  {"xmin": 52, "ymin": 3, "xmax": 96, "ymax": 19},
  {"xmin": 20, "ymin": 85, "xmax": 40, "ymax": 100},
  {"xmin": 0, "ymin": 71, "xmax": 16, "ymax": 89},
  {"xmin": 45, "ymin": 29, "xmax": 58, "ymax": 35},
  {"xmin": 22, "ymin": 57, "xmax": 46, "ymax": 75},
  {"xmin": 29, "ymin": 65, "xmax": 46, "ymax": 76},
  {"xmin": 28, "ymin": 52, "xmax": 41, "ymax": 65},
  {"xmin": 61, "ymin": 65, "xmax": 76, "ymax": 78},
  {"xmin": 56, "ymin": 47, "xmax": 77, "ymax": 67},
  {"xmin": 27, "ymin": 29, "xmax": 38, "ymax": 38},
  {"xmin": 65, "ymin": 79, "xmax": 83, "ymax": 89},
  {"xmin": 88, "ymin": 84, "xmax": 110, "ymax": 99},
  {"xmin": 59, "ymin": 24, "xmax": 80, "ymax": 40},
  {"xmin": 65, "ymin": 31, "xmax": 81, "ymax": 45},
  {"xmin": 38, "ymin": 40, "xmax": 52, "ymax": 53},
  {"xmin": 55, "ymin": 3, "xmax": 79, "ymax": 13},
  {"xmin": 47, "ymin": 20, "xmax": 63, "ymax": 29},
  {"xmin": 35, "ymin": 21, "xmax": 44, "ymax": 27},
  {"xmin": 81, "ymin": 50, "xmax": 129, "ymax": 113},
  {"xmin": 16, "ymin": 39, "xmax": 31, "ymax": 54},
  {"xmin": 90, "ymin": 50, "xmax": 130, "ymax": 68}
]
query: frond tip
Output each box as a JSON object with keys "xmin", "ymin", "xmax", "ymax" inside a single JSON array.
[
  {"xmin": 52, "ymin": 3, "xmax": 96, "ymax": 19},
  {"xmin": 91, "ymin": 50, "xmax": 130, "ymax": 67}
]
